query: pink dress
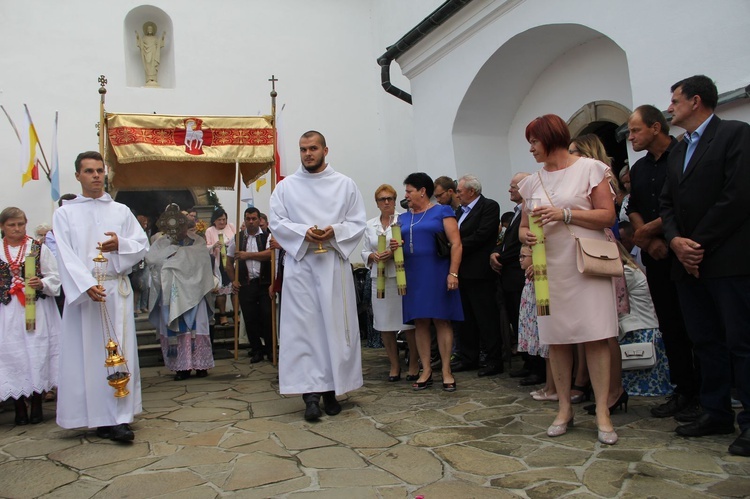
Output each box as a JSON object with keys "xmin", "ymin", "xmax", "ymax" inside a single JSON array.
[
  {"xmin": 518, "ymin": 157, "xmax": 618, "ymax": 345},
  {"xmin": 205, "ymin": 224, "xmax": 236, "ymax": 295}
]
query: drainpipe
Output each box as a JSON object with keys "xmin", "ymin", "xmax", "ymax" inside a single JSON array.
[{"xmin": 377, "ymin": 0, "xmax": 474, "ymax": 105}]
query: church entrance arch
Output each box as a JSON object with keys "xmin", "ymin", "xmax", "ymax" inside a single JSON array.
[{"xmin": 568, "ymin": 100, "xmax": 631, "ymax": 176}]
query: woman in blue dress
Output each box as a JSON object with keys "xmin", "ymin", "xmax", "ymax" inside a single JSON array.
[{"xmin": 393, "ymin": 173, "xmax": 463, "ymax": 392}]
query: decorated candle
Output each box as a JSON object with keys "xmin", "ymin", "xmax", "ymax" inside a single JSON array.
[
  {"xmin": 391, "ymin": 219, "xmax": 406, "ymax": 295},
  {"xmin": 24, "ymin": 255, "xmax": 36, "ymax": 330},
  {"xmin": 376, "ymin": 234, "xmax": 386, "ymax": 298},
  {"xmin": 526, "ymin": 200, "xmax": 550, "ymax": 316}
]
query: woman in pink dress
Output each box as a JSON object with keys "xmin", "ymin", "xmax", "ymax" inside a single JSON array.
[
  {"xmin": 204, "ymin": 209, "xmax": 236, "ymax": 325},
  {"xmin": 518, "ymin": 114, "xmax": 619, "ymax": 445}
]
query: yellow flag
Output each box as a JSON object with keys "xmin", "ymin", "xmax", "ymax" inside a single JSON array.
[
  {"xmin": 20, "ymin": 106, "xmax": 40, "ymax": 186},
  {"xmin": 255, "ymin": 177, "xmax": 267, "ymax": 191}
]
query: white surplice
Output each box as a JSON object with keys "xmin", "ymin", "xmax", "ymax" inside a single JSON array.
[
  {"xmin": 53, "ymin": 194, "xmax": 149, "ymax": 429},
  {"xmin": 0, "ymin": 242, "xmax": 61, "ymax": 400},
  {"xmin": 269, "ymin": 165, "xmax": 366, "ymax": 396}
]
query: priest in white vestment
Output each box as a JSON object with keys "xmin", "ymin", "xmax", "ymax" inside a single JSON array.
[
  {"xmin": 269, "ymin": 131, "xmax": 366, "ymax": 421},
  {"xmin": 53, "ymin": 151, "xmax": 149, "ymax": 442}
]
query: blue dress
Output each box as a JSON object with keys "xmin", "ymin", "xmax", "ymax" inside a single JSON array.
[{"xmin": 400, "ymin": 204, "xmax": 464, "ymax": 324}]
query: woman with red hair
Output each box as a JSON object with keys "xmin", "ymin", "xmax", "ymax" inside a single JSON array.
[{"xmin": 518, "ymin": 114, "xmax": 619, "ymax": 445}]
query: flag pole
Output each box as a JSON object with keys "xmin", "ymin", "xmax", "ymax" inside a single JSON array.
[
  {"xmin": 233, "ymin": 160, "xmax": 241, "ymax": 360},
  {"xmin": 269, "ymin": 75, "xmax": 279, "ymax": 367},
  {"xmin": 1, "ymin": 105, "xmax": 22, "ymax": 142},
  {"xmin": 98, "ymin": 75, "xmax": 107, "ymax": 159}
]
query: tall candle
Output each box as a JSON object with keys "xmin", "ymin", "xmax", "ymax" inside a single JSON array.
[
  {"xmin": 526, "ymin": 199, "xmax": 550, "ymax": 316},
  {"xmin": 24, "ymin": 255, "xmax": 36, "ymax": 331},
  {"xmin": 376, "ymin": 234, "xmax": 386, "ymax": 299},
  {"xmin": 391, "ymin": 220, "xmax": 406, "ymax": 295}
]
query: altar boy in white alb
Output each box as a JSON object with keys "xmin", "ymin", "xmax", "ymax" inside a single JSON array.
[
  {"xmin": 53, "ymin": 151, "xmax": 149, "ymax": 442},
  {"xmin": 269, "ymin": 131, "xmax": 366, "ymax": 421}
]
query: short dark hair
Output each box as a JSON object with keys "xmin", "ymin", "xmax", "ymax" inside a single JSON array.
[
  {"xmin": 74, "ymin": 151, "xmax": 103, "ymax": 172},
  {"xmin": 634, "ymin": 105, "xmax": 670, "ymax": 135},
  {"xmin": 671, "ymin": 75, "xmax": 718, "ymax": 110},
  {"xmin": 500, "ymin": 211, "xmax": 514, "ymax": 224},
  {"xmin": 301, "ymin": 130, "xmax": 326, "ymax": 147},
  {"xmin": 403, "ymin": 172, "xmax": 434, "ymax": 198},
  {"xmin": 210, "ymin": 207, "xmax": 228, "ymax": 226},
  {"xmin": 58, "ymin": 193, "xmax": 76, "ymax": 207},
  {"xmin": 244, "ymin": 207, "xmax": 260, "ymax": 218},
  {"xmin": 525, "ymin": 114, "xmax": 570, "ymax": 154},
  {"xmin": 433, "ymin": 176, "xmax": 456, "ymax": 192},
  {"xmin": 259, "ymin": 213, "xmax": 268, "ymax": 222}
]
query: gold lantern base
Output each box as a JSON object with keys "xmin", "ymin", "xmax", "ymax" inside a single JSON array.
[{"xmin": 107, "ymin": 373, "xmax": 131, "ymax": 398}]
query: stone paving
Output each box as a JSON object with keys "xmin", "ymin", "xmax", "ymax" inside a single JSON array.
[{"xmin": 1, "ymin": 348, "xmax": 749, "ymax": 498}]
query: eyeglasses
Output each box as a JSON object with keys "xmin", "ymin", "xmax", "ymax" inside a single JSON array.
[{"xmin": 376, "ymin": 196, "xmax": 396, "ymax": 203}]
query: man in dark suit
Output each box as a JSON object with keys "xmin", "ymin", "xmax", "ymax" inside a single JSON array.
[
  {"xmin": 449, "ymin": 175, "xmax": 503, "ymax": 376},
  {"xmin": 627, "ymin": 105, "xmax": 700, "ymax": 420},
  {"xmin": 660, "ymin": 75, "xmax": 750, "ymax": 456},
  {"xmin": 227, "ymin": 207, "xmax": 273, "ymax": 364},
  {"xmin": 490, "ymin": 172, "xmax": 544, "ymax": 385}
]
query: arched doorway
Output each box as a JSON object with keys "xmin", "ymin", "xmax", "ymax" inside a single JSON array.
[{"xmin": 568, "ymin": 100, "xmax": 631, "ymax": 176}]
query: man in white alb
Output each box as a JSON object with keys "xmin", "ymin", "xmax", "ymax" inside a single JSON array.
[
  {"xmin": 53, "ymin": 151, "xmax": 149, "ymax": 442},
  {"xmin": 269, "ymin": 130, "xmax": 366, "ymax": 421}
]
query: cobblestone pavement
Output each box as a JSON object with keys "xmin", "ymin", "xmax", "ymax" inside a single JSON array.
[{"xmin": 1, "ymin": 348, "xmax": 748, "ymax": 498}]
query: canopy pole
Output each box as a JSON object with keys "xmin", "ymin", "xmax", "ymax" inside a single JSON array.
[
  {"xmin": 232, "ymin": 160, "xmax": 241, "ymax": 360},
  {"xmin": 269, "ymin": 75, "xmax": 279, "ymax": 367}
]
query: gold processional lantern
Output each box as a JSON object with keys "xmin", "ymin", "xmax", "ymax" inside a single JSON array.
[{"xmin": 93, "ymin": 249, "xmax": 131, "ymax": 398}]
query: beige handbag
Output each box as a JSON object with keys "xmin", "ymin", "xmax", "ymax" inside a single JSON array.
[
  {"xmin": 575, "ymin": 236, "xmax": 623, "ymax": 277},
  {"xmin": 538, "ymin": 172, "xmax": 623, "ymax": 278}
]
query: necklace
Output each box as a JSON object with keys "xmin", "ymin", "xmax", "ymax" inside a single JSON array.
[
  {"xmin": 3, "ymin": 236, "xmax": 30, "ymax": 296},
  {"xmin": 408, "ymin": 207, "xmax": 429, "ymax": 254}
]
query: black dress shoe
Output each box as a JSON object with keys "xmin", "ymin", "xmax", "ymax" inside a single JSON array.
[
  {"xmin": 250, "ymin": 352, "xmax": 264, "ymax": 364},
  {"xmin": 110, "ymin": 424, "xmax": 135, "ymax": 442},
  {"xmin": 450, "ymin": 361, "xmax": 478, "ymax": 373},
  {"xmin": 195, "ymin": 369, "xmax": 208, "ymax": 378},
  {"xmin": 322, "ymin": 391, "xmax": 342, "ymax": 416},
  {"xmin": 650, "ymin": 393, "xmax": 696, "ymax": 418},
  {"xmin": 509, "ymin": 368, "xmax": 530, "ymax": 378},
  {"xmin": 729, "ymin": 429, "xmax": 750, "ymax": 457},
  {"xmin": 477, "ymin": 365, "xmax": 503, "ymax": 377},
  {"xmin": 519, "ymin": 374, "xmax": 545, "ymax": 386},
  {"xmin": 675, "ymin": 413, "xmax": 735, "ymax": 437},
  {"xmin": 173, "ymin": 370, "xmax": 190, "ymax": 381},
  {"xmin": 674, "ymin": 405, "xmax": 702, "ymax": 423},
  {"xmin": 304, "ymin": 402, "xmax": 322, "ymax": 421},
  {"xmin": 97, "ymin": 424, "xmax": 134, "ymax": 442}
]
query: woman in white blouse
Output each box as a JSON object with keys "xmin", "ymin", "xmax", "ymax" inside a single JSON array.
[{"xmin": 362, "ymin": 185, "xmax": 418, "ymax": 381}]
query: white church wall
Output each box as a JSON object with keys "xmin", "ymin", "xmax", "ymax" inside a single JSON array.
[
  {"xmin": 397, "ymin": 0, "xmax": 750, "ymax": 204},
  {"xmin": 0, "ymin": 0, "xmax": 440, "ymax": 233}
]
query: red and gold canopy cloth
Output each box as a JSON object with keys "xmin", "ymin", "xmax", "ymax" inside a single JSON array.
[{"xmin": 106, "ymin": 113, "xmax": 274, "ymax": 189}]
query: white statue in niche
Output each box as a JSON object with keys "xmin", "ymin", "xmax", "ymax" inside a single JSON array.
[{"xmin": 135, "ymin": 21, "xmax": 166, "ymax": 87}]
